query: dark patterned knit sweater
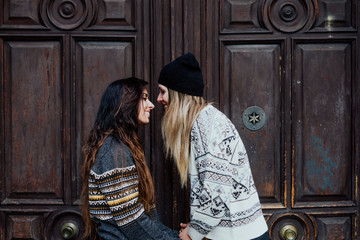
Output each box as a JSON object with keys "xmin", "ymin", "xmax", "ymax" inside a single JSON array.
[{"xmin": 88, "ymin": 136, "xmax": 179, "ymax": 240}]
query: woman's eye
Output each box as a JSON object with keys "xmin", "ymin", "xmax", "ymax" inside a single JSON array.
[{"xmin": 142, "ymin": 93, "xmax": 149, "ymax": 101}]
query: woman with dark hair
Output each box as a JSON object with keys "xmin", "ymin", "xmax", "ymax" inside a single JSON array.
[
  {"xmin": 81, "ymin": 77, "xmax": 180, "ymax": 239},
  {"xmin": 157, "ymin": 54, "xmax": 270, "ymax": 240}
]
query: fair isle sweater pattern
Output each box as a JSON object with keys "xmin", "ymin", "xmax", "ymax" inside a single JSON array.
[
  {"xmin": 88, "ymin": 137, "xmax": 145, "ymax": 228},
  {"xmin": 88, "ymin": 137, "xmax": 181, "ymax": 240},
  {"xmin": 89, "ymin": 166, "xmax": 144, "ymax": 227},
  {"xmin": 189, "ymin": 105, "xmax": 265, "ymax": 238}
]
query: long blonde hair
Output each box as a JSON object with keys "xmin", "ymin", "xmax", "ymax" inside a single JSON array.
[{"xmin": 161, "ymin": 89, "xmax": 207, "ymax": 186}]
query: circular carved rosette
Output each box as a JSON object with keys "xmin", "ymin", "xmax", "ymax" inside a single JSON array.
[
  {"xmin": 41, "ymin": 0, "xmax": 96, "ymax": 30},
  {"xmin": 267, "ymin": 213, "xmax": 316, "ymax": 240},
  {"xmin": 266, "ymin": 0, "xmax": 317, "ymax": 32}
]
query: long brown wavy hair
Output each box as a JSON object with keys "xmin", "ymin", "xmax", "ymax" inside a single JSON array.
[{"xmin": 80, "ymin": 77, "xmax": 155, "ymax": 238}]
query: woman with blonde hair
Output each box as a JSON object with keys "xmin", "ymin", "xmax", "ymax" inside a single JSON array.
[
  {"xmin": 157, "ymin": 54, "xmax": 270, "ymax": 240},
  {"xmin": 81, "ymin": 77, "xmax": 180, "ymax": 239}
]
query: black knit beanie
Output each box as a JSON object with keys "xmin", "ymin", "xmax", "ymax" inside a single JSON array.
[{"xmin": 158, "ymin": 53, "xmax": 204, "ymax": 96}]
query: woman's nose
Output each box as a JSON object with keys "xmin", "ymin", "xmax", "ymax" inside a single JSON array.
[
  {"xmin": 148, "ymin": 100, "xmax": 155, "ymax": 109},
  {"xmin": 157, "ymin": 93, "xmax": 162, "ymax": 103}
]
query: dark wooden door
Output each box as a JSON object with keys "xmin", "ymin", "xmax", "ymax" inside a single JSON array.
[
  {"xmin": 0, "ymin": 0, "xmax": 151, "ymax": 238},
  {"xmin": 151, "ymin": 0, "xmax": 360, "ymax": 240},
  {"xmin": 218, "ymin": 1, "xmax": 359, "ymax": 239},
  {"xmin": 1, "ymin": 0, "xmax": 359, "ymax": 239}
]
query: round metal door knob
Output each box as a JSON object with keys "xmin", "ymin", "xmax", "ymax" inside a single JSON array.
[
  {"xmin": 280, "ymin": 224, "xmax": 298, "ymax": 240},
  {"xmin": 61, "ymin": 222, "xmax": 79, "ymax": 239}
]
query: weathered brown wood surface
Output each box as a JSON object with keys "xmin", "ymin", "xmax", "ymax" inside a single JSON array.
[{"xmin": 0, "ymin": 0, "xmax": 359, "ymax": 239}]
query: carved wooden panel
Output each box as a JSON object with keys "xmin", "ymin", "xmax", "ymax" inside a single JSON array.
[
  {"xmin": 293, "ymin": 41, "xmax": 354, "ymax": 207},
  {"xmin": 87, "ymin": 0, "xmax": 135, "ymax": 30},
  {"xmin": 1, "ymin": 0, "xmax": 137, "ymax": 31},
  {"xmin": 220, "ymin": 0, "xmax": 269, "ymax": 33},
  {"xmin": 2, "ymin": 39, "xmax": 64, "ymax": 205},
  {"xmin": 0, "ymin": 0, "xmax": 45, "ymax": 29},
  {"xmin": 312, "ymin": 214, "xmax": 353, "ymax": 239},
  {"xmin": 221, "ymin": 0, "xmax": 322, "ymax": 33},
  {"xmin": 7, "ymin": 214, "xmax": 42, "ymax": 239},
  {"xmin": 74, "ymin": 38, "xmax": 135, "ymax": 201},
  {"xmin": 221, "ymin": 41, "xmax": 284, "ymax": 205},
  {"xmin": 312, "ymin": 0, "xmax": 355, "ymax": 32}
]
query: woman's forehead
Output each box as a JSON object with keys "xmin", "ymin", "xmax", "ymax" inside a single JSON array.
[{"xmin": 158, "ymin": 84, "xmax": 167, "ymax": 90}]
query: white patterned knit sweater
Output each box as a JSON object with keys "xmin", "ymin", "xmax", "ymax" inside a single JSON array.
[{"xmin": 188, "ymin": 105, "xmax": 268, "ymax": 240}]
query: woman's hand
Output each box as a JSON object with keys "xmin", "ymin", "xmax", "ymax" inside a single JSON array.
[{"xmin": 179, "ymin": 222, "xmax": 191, "ymax": 240}]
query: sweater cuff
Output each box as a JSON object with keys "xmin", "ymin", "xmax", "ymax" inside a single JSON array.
[
  {"xmin": 188, "ymin": 212, "xmax": 221, "ymax": 240},
  {"xmin": 188, "ymin": 226, "xmax": 206, "ymax": 240}
]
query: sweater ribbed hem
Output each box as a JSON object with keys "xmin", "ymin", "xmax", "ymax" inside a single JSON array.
[{"xmin": 189, "ymin": 215, "xmax": 268, "ymax": 240}]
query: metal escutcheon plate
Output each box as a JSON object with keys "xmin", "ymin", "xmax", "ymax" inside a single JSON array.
[{"xmin": 242, "ymin": 106, "xmax": 266, "ymax": 131}]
